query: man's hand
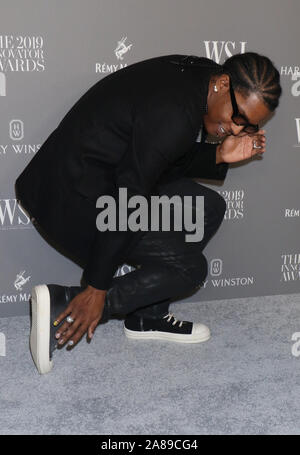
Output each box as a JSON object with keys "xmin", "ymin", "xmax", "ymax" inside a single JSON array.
[
  {"xmin": 217, "ymin": 129, "xmax": 266, "ymax": 164},
  {"xmin": 53, "ymin": 285, "xmax": 107, "ymax": 349}
]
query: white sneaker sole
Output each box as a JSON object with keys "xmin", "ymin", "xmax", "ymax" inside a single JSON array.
[
  {"xmin": 30, "ymin": 284, "xmax": 53, "ymax": 374},
  {"xmin": 124, "ymin": 326, "xmax": 211, "ymax": 344}
]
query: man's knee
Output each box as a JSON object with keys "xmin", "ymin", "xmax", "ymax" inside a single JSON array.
[
  {"xmin": 214, "ymin": 191, "xmax": 227, "ymax": 220},
  {"xmin": 204, "ymin": 190, "xmax": 226, "ymax": 226}
]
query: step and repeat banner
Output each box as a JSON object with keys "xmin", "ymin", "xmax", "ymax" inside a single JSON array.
[{"xmin": 0, "ymin": 0, "xmax": 299, "ymax": 317}]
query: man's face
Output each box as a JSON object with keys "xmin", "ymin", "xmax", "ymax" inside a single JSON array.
[{"xmin": 203, "ymin": 74, "xmax": 272, "ymax": 138}]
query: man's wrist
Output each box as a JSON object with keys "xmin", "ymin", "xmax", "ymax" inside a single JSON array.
[
  {"xmin": 86, "ymin": 284, "xmax": 107, "ymax": 295},
  {"xmin": 216, "ymin": 144, "xmax": 223, "ymax": 164}
]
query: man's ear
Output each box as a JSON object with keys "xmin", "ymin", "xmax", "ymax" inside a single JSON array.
[{"xmin": 218, "ymin": 74, "xmax": 230, "ymax": 92}]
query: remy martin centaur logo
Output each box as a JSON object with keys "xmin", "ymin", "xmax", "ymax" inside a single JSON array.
[
  {"xmin": 114, "ymin": 36, "xmax": 133, "ymax": 60},
  {"xmin": 14, "ymin": 270, "xmax": 31, "ymax": 291},
  {"xmin": 95, "ymin": 36, "xmax": 133, "ymax": 73},
  {"xmin": 95, "ymin": 188, "xmax": 204, "ymax": 242},
  {"xmin": 0, "ymin": 270, "xmax": 31, "ymax": 306}
]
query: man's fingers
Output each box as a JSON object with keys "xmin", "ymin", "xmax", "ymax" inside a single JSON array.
[
  {"xmin": 252, "ymin": 148, "xmax": 265, "ymax": 157},
  {"xmin": 249, "ymin": 134, "xmax": 266, "ymax": 149},
  {"xmin": 252, "ymin": 140, "xmax": 266, "ymax": 157},
  {"xmin": 53, "ymin": 308, "xmax": 71, "ymax": 326},
  {"xmin": 87, "ymin": 319, "xmax": 99, "ymax": 339},
  {"xmin": 258, "ymin": 134, "xmax": 266, "ymax": 145},
  {"xmin": 248, "ymin": 130, "xmax": 266, "ymax": 140},
  {"xmin": 240, "ymin": 134, "xmax": 265, "ymax": 159},
  {"xmin": 55, "ymin": 312, "xmax": 79, "ymax": 338},
  {"xmin": 56, "ymin": 319, "xmax": 82, "ymax": 347},
  {"xmin": 65, "ymin": 324, "xmax": 89, "ymax": 349},
  {"xmin": 53, "ymin": 302, "xmax": 75, "ymax": 326}
]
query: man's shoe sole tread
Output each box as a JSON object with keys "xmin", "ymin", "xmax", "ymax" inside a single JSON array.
[{"xmin": 124, "ymin": 324, "xmax": 211, "ymax": 344}]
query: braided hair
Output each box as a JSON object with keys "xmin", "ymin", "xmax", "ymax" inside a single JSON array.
[{"xmin": 222, "ymin": 52, "xmax": 282, "ymax": 111}]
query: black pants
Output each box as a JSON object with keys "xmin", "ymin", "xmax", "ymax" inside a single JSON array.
[{"xmin": 34, "ymin": 177, "xmax": 226, "ymax": 319}]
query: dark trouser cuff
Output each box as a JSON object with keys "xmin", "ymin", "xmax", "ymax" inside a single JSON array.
[{"xmin": 101, "ymin": 288, "xmax": 113, "ymax": 323}]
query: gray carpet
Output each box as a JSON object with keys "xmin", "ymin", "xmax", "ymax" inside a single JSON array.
[{"xmin": 1, "ymin": 293, "xmax": 300, "ymax": 435}]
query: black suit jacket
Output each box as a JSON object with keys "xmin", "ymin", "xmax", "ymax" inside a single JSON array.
[{"xmin": 15, "ymin": 54, "xmax": 228, "ymax": 290}]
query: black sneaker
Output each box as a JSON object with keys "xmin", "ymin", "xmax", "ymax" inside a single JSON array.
[
  {"xmin": 30, "ymin": 284, "xmax": 110, "ymax": 374},
  {"xmin": 124, "ymin": 312, "xmax": 211, "ymax": 344}
]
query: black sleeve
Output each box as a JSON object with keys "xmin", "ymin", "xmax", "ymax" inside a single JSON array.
[
  {"xmin": 82, "ymin": 101, "xmax": 196, "ymax": 290},
  {"xmin": 182, "ymin": 141, "xmax": 229, "ymax": 180}
]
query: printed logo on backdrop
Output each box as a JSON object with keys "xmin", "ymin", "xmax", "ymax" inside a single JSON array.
[
  {"xmin": 0, "ymin": 35, "xmax": 45, "ymax": 96},
  {"xmin": 294, "ymin": 118, "xmax": 300, "ymax": 148},
  {"xmin": 217, "ymin": 189, "xmax": 245, "ymax": 220},
  {"xmin": 0, "ymin": 119, "xmax": 41, "ymax": 157},
  {"xmin": 0, "ymin": 198, "xmax": 32, "ymax": 230},
  {"xmin": 285, "ymin": 208, "xmax": 300, "ymax": 218},
  {"xmin": 280, "ymin": 65, "xmax": 300, "ymax": 97},
  {"xmin": 210, "ymin": 258, "xmax": 222, "ymax": 276},
  {"xmin": 203, "ymin": 41, "xmax": 247, "ymax": 64},
  {"xmin": 291, "ymin": 333, "xmax": 300, "ymax": 357},
  {"xmin": 10, "ymin": 119, "xmax": 24, "ymax": 141},
  {"xmin": 201, "ymin": 258, "xmax": 254, "ymax": 289},
  {"xmin": 96, "ymin": 36, "xmax": 133, "ymax": 74},
  {"xmin": 0, "ymin": 72, "xmax": 5, "ymax": 96},
  {"xmin": 14, "ymin": 270, "xmax": 31, "ymax": 291},
  {"xmin": 281, "ymin": 254, "xmax": 300, "ymax": 282},
  {"xmin": 115, "ymin": 37, "xmax": 133, "ymax": 60},
  {"xmin": 0, "ymin": 270, "xmax": 31, "ymax": 306}
]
